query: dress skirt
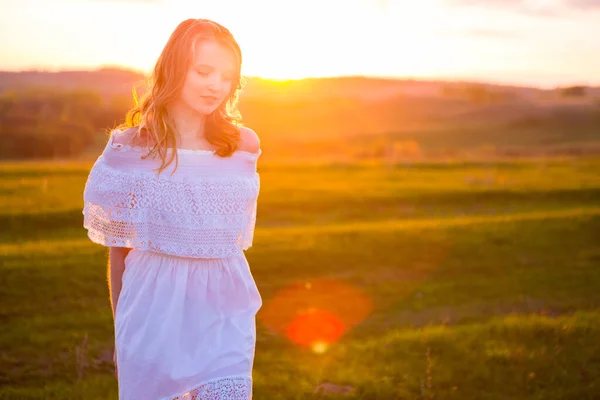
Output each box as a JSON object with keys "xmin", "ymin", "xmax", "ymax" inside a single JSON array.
[{"xmin": 114, "ymin": 249, "xmax": 263, "ymax": 400}]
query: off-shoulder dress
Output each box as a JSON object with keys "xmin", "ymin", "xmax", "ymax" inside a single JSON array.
[{"xmin": 82, "ymin": 128, "xmax": 262, "ymax": 400}]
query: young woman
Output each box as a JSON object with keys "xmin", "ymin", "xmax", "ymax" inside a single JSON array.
[{"xmin": 82, "ymin": 18, "xmax": 262, "ymax": 399}]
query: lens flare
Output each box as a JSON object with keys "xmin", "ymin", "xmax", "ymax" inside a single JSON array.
[
  {"xmin": 286, "ymin": 309, "xmax": 345, "ymax": 347},
  {"xmin": 258, "ymin": 279, "xmax": 373, "ymax": 349},
  {"xmin": 311, "ymin": 341, "xmax": 329, "ymax": 354}
]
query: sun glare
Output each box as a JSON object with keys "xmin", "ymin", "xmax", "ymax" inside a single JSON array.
[
  {"xmin": 259, "ymin": 279, "xmax": 373, "ymax": 349},
  {"xmin": 65, "ymin": 0, "xmax": 471, "ymax": 81},
  {"xmin": 236, "ymin": 1, "xmax": 449, "ymax": 80}
]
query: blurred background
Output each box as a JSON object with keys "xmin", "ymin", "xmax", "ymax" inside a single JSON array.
[{"xmin": 1, "ymin": 0, "xmax": 599, "ymax": 399}]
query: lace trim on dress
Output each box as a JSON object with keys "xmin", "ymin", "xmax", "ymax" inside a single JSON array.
[
  {"xmin": 166, "ymin": 375, "xmax": 252, "ymax": 400},
  {"xmin": 108, "ymin": 130, "xmax": 262, "ymax": 160}
]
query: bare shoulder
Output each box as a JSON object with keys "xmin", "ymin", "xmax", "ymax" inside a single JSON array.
[
  {"xmin": 238, "ymin": 126, "xmax": 261, "ymax": 154},
  {"xmin": 111, "ymin": 126, "xmax": 141, "ymax": 146}
]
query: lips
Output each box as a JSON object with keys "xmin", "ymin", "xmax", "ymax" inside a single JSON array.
[{"xmin": 200, "ymin": 95, "xmax": 219, "ymax": 101}]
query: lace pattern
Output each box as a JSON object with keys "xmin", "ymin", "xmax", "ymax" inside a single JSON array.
[
  {"xmin": 167, "ymin": 376, "xmax": 252, "ymax": 400},
  {"xmin": 82, "ymin": 135, "xmax": 261, "ymax": 258}
]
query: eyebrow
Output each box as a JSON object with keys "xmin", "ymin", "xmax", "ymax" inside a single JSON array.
[{"xmin": 195, "ymin": 64, "xmax": 235, "ymax": 73}]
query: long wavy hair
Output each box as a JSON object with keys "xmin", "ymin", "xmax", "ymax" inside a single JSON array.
[{"xmin": 115, "ymin": 18, "xmax": 244, "ymax": 175}]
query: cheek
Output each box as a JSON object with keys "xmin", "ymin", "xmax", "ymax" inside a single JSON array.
[
  {"xmin": 186, "ymin": 75, "xmax": 204, "ymax": 92},
  {"xmin": 180, "ymin": 75, "xmax": 197, "ymax": 99},
  {"xmin": 221, "ymin": 82, "xmax": 233, "ymax": 98}
]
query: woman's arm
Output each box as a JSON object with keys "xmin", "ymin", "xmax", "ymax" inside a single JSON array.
[{"xmin": 108, "ymin": 247, "xmax": 131, "ymax": 320}]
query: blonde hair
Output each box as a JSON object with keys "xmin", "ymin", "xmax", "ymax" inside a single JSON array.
[{"xmin": 115, "ymin": 18, "xmax": 244, "ymax": 175}]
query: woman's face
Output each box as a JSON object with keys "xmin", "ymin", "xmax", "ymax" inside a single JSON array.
[{"xmin": 179, "ymin": 39, "xmax": 237, "ymax": 115}]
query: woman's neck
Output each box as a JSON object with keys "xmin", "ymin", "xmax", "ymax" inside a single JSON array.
[{"xmin": 167, "ymin": 101, "xmax": 208, "ymax": 146}]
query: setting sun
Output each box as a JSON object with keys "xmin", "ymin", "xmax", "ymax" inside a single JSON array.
[
  {"xmin": 0, "ymin": 0, "xmax": 598, "ymax": 86},
  {"xmin": 234, "ymin": 1, "xmax": 450, "ymax": 80}
]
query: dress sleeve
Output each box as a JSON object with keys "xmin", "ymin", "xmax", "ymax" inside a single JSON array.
[{"xmin": 81, "ymin": 149, "xmax": 142, "ymax": 248}]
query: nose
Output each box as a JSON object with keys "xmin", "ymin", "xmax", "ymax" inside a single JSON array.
[{"xmin": 207, "ymin": 73, "xmax": 221, "ymax": 92}]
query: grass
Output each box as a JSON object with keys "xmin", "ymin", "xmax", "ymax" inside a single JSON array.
[{"xmin": 1, "ymin": 157, "xmax": 599, "ymax": 399}]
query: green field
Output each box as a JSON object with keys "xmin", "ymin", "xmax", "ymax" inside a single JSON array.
[{"xmin": 1, "ymin": 157, "xmax": 600, "ymax": 399}]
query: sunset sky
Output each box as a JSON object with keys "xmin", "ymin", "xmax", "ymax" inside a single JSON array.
[{"xmin": 0, "ymin": 0, "xmax": 598, "ymax": 88}]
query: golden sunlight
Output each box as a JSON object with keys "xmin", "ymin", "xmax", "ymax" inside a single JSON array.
[
  {"xmin": 55, "ymin": 0, "xmax": 467, "ymax": 80},
  {"xmin": 233, "ymin": 0, "xmax": 449, "ymax": 79}
]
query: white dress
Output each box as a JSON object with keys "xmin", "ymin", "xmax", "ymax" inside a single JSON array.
[{"xmin": 82, "ymin": 129, "xmax": 263, "ymax": 400}]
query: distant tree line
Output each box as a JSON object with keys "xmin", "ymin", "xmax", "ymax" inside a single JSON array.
[
  {"xmin": 0, "ymin": 87, "xmax": 132, "ymax": 159},
  {"xmin": 559, "ymin": 86, "xmax": 586, "ymax": 97},
  {"xmin": 440, "ymin": 84, "xmax": 517, "ymax": 103},
  {"xmin": 441, "ymin": 84, "xmax": 595, "ymax": 103}
]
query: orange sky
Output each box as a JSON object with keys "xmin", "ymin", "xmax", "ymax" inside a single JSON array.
[{"xmin": 1, "ymin": 0, "xmax": 599, "ymax": 88}]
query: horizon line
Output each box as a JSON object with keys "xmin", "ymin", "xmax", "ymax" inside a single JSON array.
[{"xmin": 0, "ymin": 65, "xmax": 598, "ymax": 90}]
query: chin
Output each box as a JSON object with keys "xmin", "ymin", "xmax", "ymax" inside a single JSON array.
[{"xmin": 193, "ymin": 105, "xmax": 219, "ymax": 116}]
